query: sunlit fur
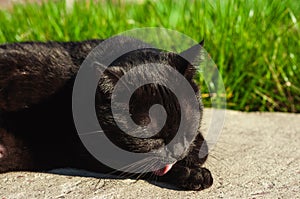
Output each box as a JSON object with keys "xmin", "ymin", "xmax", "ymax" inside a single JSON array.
[{"xmin": 0, "ymin": 38, "xmax": 212, "ymax": 190}]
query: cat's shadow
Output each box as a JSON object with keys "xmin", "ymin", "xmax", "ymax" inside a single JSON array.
[{"xmin": 48, "ymin": 168, "xmax": 182, "ymax": 191}]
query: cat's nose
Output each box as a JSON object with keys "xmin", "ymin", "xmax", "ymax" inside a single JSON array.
[
  {"xmin": 172, "ymin": 143, "xmax": 185, "ymax": 158},
  {"xmin": 165, "ymin": 142, "xmax": 188, "ymax": 160}
]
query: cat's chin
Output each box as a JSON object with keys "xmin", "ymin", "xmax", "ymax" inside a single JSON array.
[{"xmin": 152, "ymin": 163, "xmax": 174, "ymax": 176}]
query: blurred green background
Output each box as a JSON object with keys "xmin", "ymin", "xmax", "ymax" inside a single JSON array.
[{"xmin": 0, "ymin": 0, "xmax": 299, "ymax": 112}]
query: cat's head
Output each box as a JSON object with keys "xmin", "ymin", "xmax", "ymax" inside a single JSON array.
[{"xmin": 95, "ymin": 41, "xmax": 207, "ymax": 175}]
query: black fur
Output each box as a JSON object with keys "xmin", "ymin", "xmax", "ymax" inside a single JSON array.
[{"xmin": 0, "ymin": 38, "xmax": 213, "ymax": 190}]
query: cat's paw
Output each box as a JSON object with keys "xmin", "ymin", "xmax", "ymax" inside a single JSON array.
[
  {"xmin": 178, "ymin": 167, "xmax": 213, "ymax": 191},
  {"xmin": 159, "ymin": 165, "xmax": 213, "ymax": 191}
]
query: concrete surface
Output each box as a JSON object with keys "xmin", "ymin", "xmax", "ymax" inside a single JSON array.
[
  {"xmin": 0, "ymin": 109, "xmax": 299, "ymax": 198},
  {"xmin": 1, "ymin": 0, "xmax": 299, "ymax": 196}
]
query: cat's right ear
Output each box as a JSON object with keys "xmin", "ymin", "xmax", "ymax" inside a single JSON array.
[
  {"xmin": 93, "ymin": 62, "xmax": 125, "ymax": 95},
  {"xmin": 179, "ymin": 40, "xmax": 204, "ymax": 67},
  {"xmin": 176, "ymin": 40, "xmax": 204, "ymax": 80},
  {"xmin": 93, "ymin": 62, "xmax": 124, "ymax": 82}
]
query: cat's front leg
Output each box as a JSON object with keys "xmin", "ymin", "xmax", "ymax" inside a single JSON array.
[{"xmin": 158, "ymin": 132, "xmax": 213, "ymax": 190}]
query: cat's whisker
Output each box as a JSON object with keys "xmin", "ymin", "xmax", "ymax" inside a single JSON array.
[
  {"xmin": 205, "ymin": 154, "xmax": 231, "ymax": 171},
  {"xmin": 208, "ymin": 151, "xmax": 230, "ymax": 159},
  {"xmin": 136, "ymin": 158, "xmax": 159, "ymax": 178},
  {"xmin": 78, "ymin": 130, "xmax": 104, "ymax": 136},
  {"xmin": 112, "ymin": 158, "xmax": 150, "ymax": 173},
  {"xmin": 108, "ymin": 156, "xmax": 156, "ymax": 179},
  {"xmin": 209, "ymin": 147, "xmax": 231, "ymax": 157},
  {"xmin": 123, "ymin": 157, "xmax": 161, "ymax": 180},
  {"xmin": 206, "ymin": 140, "xmax": 234, "ymax": 148},
  {"xmin": 148, "ymin": 171, "xmax": 157, "ymax": 181},
  {"xmin": 135, "ymin": 159, "xmax": 157, "ymax": 181},
  {"xmin": 135, "ymin": 165, "xmax": 149, "ymax": 180},
  {"xmin": 122, "ymin": 157, "xmax": 154, "ymax": 171},
  {"xmin": 207, "ymin": 153, "xmax": 226, "ymax": 163},
  {"xmin": 146, "ymin": 158, "xmax": 162, "ymax": 176}
]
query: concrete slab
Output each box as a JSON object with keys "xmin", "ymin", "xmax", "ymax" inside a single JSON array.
[{"xmin": 0, "ymin": 109, "xmax": 299, "ymax": 198}]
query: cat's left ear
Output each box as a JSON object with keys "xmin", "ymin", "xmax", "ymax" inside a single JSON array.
[
  {"xmin": 178, "ymin": 40, "xmax": 204, "ymax": 79},
  {"xmin": 179, "ymin": 40, "xmax": 204, "ymax": 67}
]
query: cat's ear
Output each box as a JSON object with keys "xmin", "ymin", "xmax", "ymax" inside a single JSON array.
[
  {"xmin": 93, "ymin": 62, "xmax": 124, "ymax": 81},
  {"xmin": 93, "ymin": 62, "xmax": 125, "ymax": 93},
  {"xmin": 178, "ymin": 40, "xmax": 204, "ymax": 79},
  {"xmin": 179, "ymin": 40, "xmax": 204, "ymax": 67}
]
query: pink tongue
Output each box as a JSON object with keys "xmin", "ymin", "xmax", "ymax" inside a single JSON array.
[{"xmin": 153, "ymin": 163, "xmax": 174, "ymax": 176}]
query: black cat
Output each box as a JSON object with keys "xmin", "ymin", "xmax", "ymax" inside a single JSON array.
[{"xmin": 0, "ymin": 37, "xmax": 213, "ymax": 191}]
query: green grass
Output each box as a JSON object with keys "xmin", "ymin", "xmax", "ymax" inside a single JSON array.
[{"xmin": 0, "ymin": 0, "xmax": 299, "ymax": 112}]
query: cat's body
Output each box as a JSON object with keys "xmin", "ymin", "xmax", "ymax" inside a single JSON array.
[{"xmin": 0, "ymin": 38, "xmax": 213, "ymax": 190}]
